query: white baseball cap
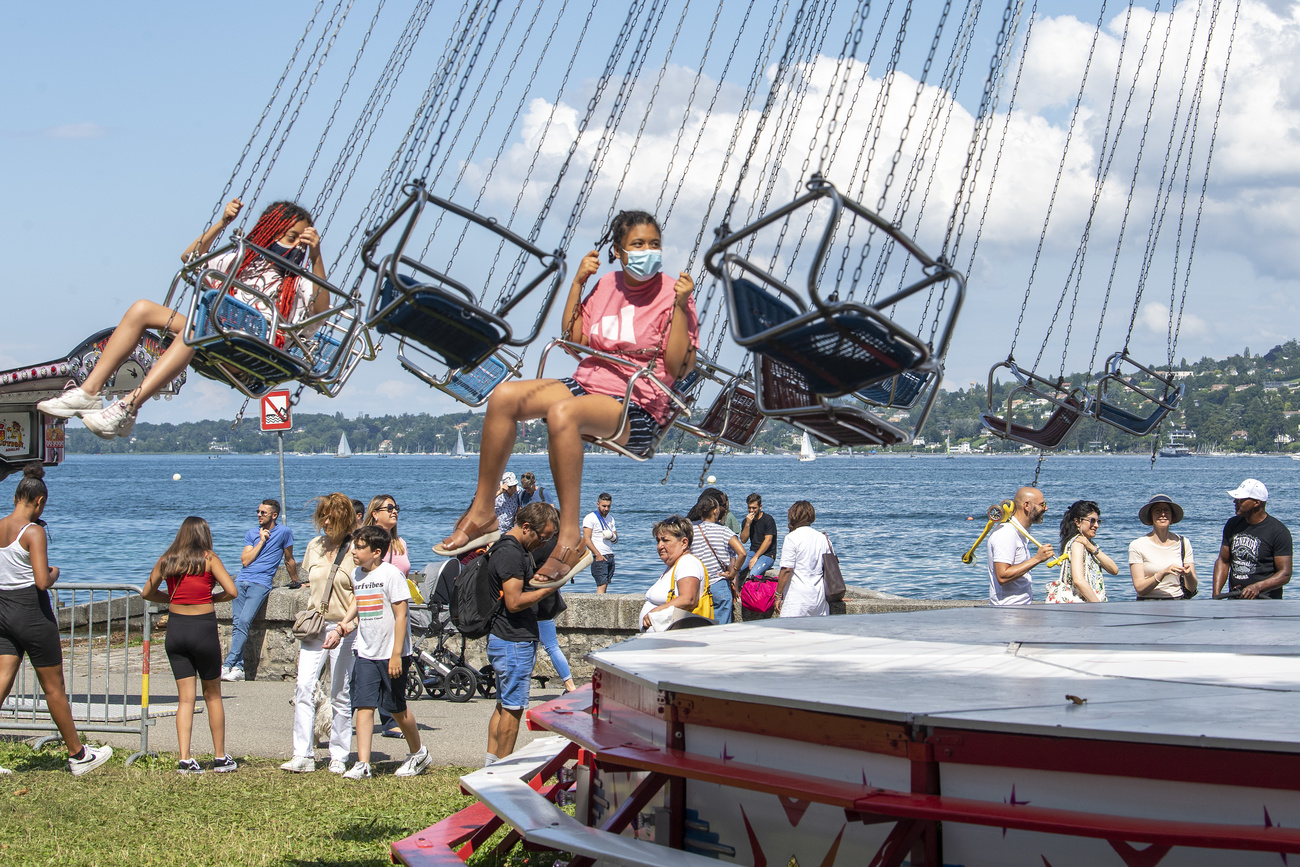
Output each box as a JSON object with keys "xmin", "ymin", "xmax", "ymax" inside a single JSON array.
[
  {"xmin": 501, "ymin": 471, "xmax": 519, "ymax": 487},
  {"xmin": 1227, "ymin": 478, "xmax": 1269, "ymax": 502}
]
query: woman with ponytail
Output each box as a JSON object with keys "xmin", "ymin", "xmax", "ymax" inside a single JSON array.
[
  {"xmin": 0, "ymin": 465, "xmax": 114, "ymax": 775},
  {"xmin": 39, "ymin": 199, "xmax": 330, "ymax": 439},
  {"xmin": 435, "ymin": 210, "xmax": 699, "ymax": 587}
]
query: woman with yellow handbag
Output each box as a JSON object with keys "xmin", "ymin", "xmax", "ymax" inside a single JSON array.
[{"xmin": 640, "ymin": 516, "xmax": 715, "ymax": 631}]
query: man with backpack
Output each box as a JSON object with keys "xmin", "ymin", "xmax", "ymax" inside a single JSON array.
[{"xmin": 461, "ymin": 502, "xmax": 560, "ymax": 766}]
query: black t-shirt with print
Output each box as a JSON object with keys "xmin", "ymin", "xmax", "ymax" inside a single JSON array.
[
  {"xmin": 487, "ymin": 537, "xmax": 539, "ymax": 642},
  {"xmin": 747, "ymin": 512, "xmax": 779, "ymax": 556},
  {"xmin": 1222, "ymin": 514, "xmax": 1293, "ymax": 599}
]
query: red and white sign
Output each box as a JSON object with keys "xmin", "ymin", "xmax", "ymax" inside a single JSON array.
[{"xmin": 260, "ymin": 390, "xmax": 292, "ymax": 431}]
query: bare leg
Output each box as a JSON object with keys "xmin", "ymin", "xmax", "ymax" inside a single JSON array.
[
  {"xmin": 175, "ymin": 676, "xmax": 197, "ymax": 761},
  {"xmin": 487, "ymin": 705, "xmax": 523, "ymax": 759},
  {"xmin": 393, "ymin": 707, "xmax": 421, "ymax": 753},
  {"xmin": 543, "ymin": 394, "xmax": 628, "ymax": 549},
  {"xmin": 80, "ymin": 300, "xmax": 192, "ymax": 405},
  {"xmin": 201, "ymin": 678, "xmax": 226, "ymax": 757},
  {"xmin": 355, "ymin": 708, "xmax": 375, "ymax": 764},
  {"xmin": 32, "ymin": 664, "xmax": 84, "ymax": 756}
]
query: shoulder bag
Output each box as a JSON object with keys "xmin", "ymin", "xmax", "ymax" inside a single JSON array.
[
  {"xmin": 1178, "ymin": 537, "xmax": 1197, "ymax": 599},
  {"xmin": 292, "ymin": 539, "xmax": 351, "ymax": 640},
  {"xmin": 667, "ymin": 559, "xmax": 715, "ymax": 620},
  {"xmin": 822, "ymin": 534, "xmax": 846, "ymax": 603},
  {"xmin": 696, "ymin": 522, "xmax": 734, "ymax": 580}
]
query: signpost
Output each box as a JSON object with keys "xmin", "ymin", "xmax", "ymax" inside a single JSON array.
[{"xmin": 260, "ymin": 391, "xmax": 292, "ymax": 526}]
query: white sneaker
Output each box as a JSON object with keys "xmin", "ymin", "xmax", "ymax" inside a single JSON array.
[
  {"xmin": 221, "ymin": 667, "xmax": 245, "ymax": 682},
  {"xmin": 280, "ymin": 756, "xmax": 316, "ymax": 773},
  {"xmin": 69, "ymin": 744, "xmax": 113, "ymax": 776},
  {"xmin": 342, "ymin": 762, "xmax": 371, "ymax": 780},
  {"xmin": 220, "ymin": 665, "xmax": 232, "ymax": 679},
  {"xmin": 0, "ymin": 766, "xmax": 11, "ymax": 775},
  {"xmin": 38, "ymin": 387, "xmax": 103, "ymax": 419},
  {"xmin": 395, "ymin": 747, "xmax": 431, "ymax": 778},
  {"xmin": 328, "ymin": 760, "xmax": 347, "ymax": 774},
  {"xmin": 81, "ymin": 399, "xmax": 137, "ymax": 439}
]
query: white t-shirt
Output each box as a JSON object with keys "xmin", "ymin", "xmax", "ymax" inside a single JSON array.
[
  {"xmin": 639, "ymin": 553, "xmax": 708, "ymax": 630},
  {"xmin": 351, "ymin": 561, "xmax": 412, "ymax": 660},
  {"xmin": 777, "ymin": 525, "xmax": 831, "ymax": 618},
  {"xmin": 583, "ymin": 510, "xmax": 617, "ymax": 556},
  {"xmin": 691, "ymin": 521, "xmax": 738, "ymax": 586},
  {"xmin": 987, "ymin": 521, "xmax": 1033, "ymax": 605},
  {"xmin": 206, "ymin": 249, "xmax": 312, "ymax": 327},
  {"xmin": 1129, "ymin": 533, "xmax": 1195, "ymax": 599}
]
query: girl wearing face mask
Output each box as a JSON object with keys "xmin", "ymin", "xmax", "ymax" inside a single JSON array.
[
  {"xmin": 436, "ymin": 210, "xmax": 698, "ymax": 587},
  {"xmin": 39, "ymin": 199, "xmax": 331, "ymax": 440}
]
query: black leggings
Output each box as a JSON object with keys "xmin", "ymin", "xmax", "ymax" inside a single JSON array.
[{"xmin": 165, "ymin": 611, "xmax": 222, "ymax": 681}]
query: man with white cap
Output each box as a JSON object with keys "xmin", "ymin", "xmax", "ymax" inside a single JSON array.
[
  {"xmin": 1213, "ymin": 479, "xmax": 1293, "ymax": 599},
  {"xmin": 494, "ymin": 472, "xmax": 522, "ymax": 532}
]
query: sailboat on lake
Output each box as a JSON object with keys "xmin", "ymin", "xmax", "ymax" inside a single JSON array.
[
  {"xmin": 336, "ymin": 432, "xmax": 352, "ymax": 459},
  {"xmin": 798, "ymin": 431, "xmax": 816, "ymax": 462},
  {"xmin": 452, "ymin": 430, "xmax": 468, "ymax": 458}
]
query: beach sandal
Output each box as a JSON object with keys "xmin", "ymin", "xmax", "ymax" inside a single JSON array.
[
  {"xmin": 532, "ymin": 544, "xmax": 593, "ymax": 588},
  {"xmin": 434, "ymin": 513, "xmax": 501, "ymax": 557}
]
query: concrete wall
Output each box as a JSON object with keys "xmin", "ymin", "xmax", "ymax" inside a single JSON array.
[{"xmin": 215, "ymin": 583, "xmax": 983, "ymax": 682}]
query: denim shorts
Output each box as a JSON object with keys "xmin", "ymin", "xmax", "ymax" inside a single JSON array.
[
  {"xmin": 487, "ymin": 635, "xmax": 538, "ymax": 711},
  {"xmin": 558, "ymin": 377, "xmax": 658, "ymax": 456}
]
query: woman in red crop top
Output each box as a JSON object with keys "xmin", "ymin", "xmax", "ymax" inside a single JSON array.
[{"xmin": 143, "ymin": 517, "xmax": 238, "ymax": 774}]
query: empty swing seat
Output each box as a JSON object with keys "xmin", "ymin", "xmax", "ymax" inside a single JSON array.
[
  {"xmin": 187, "ymin": 290, "xmax": 305, "ymax": 389},
  {"xmin": 729, "ymin": 277, "xmax": 928, "ymax": 397},
  {"xmin": 858, "ymin": 368, "xmax": 932, "ymax": 408},
  {"xmin": 375, "ymin": 273, "xmax": 508, "ymax": 370},
  {"xmin": 441, "ymin": 355, "xmax": 515, "ymax": 406},
  {"xmin": 755, "ymin": 356, "xmax": 909, "ymax": 448},
  {"xmin": 980, "ymin": 395, "xmax": 1088, "ymax": 450},
  {"xmin": 693, "ymin": 384, "xmax": 765, "ymax": 449},
  {"xmin": 1095, "ymin": 400, "xmax": 1173, "ymax": 437}
]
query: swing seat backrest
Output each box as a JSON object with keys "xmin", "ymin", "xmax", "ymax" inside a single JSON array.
[
  {"xmin": 1094, "ymin": 399, "xmax": 1172, "ymax": 437},
  {"xmin": 980, "ymin": 394, "xmax": 1088, "ymax": 449},
  {"xmin": 187, "ymin": 291, "xmax": 306, "ymax": 394},
  {"xmin": 443, "ymin": 355, "xmax": 517, "ymax": 406},
  {"xmin": 695, "ymin": 383, "xmax": 765, "ymax": 448},
  {"xmin": 374, "ymin": 271, "xmax": 508, "ymax": 371},
  {"xmin": 858, "ymin": 369, "xmax": 932, "ymax": 409},
  {"xmin": 753, "ymin": 355, "xmax": 910, "ymax": 447},
  {"xmin": 727, "ymin": 277, "xmax": 930, "ymax": 397},
  {"xmin": 1092, "ymin": 352, "xmax": 1186, "ymax": 436}
]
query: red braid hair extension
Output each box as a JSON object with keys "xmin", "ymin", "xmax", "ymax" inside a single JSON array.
[{"xmin": 231, "ymin": 201, "xmax": 312, "ymax": 346}]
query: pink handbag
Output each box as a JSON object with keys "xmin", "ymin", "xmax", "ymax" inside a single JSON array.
[{"xmin": 740, "ymin": 576, "xmax": 777, "ymax": 614}]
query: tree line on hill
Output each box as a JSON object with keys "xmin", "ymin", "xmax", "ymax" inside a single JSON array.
[{"xmin": 64, "ymin": 342, "xmax": 1300, "ymax": 455}]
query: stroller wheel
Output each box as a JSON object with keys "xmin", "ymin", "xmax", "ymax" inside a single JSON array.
[
  {"xmin": 447, "ymin": 666, "xmax": 477, "ymax": 703},
  {"xmin": 477, "ymin": 665, "xmax": 497, "ymax": 698},
  {"xmin": 407, "ymin": 660, "xmax": 428, "ymax": 700}
]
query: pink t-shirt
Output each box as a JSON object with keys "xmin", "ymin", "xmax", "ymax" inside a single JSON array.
[{"xmin": 572, "ymin": 271, "xmax": 699, "ymax": 425}]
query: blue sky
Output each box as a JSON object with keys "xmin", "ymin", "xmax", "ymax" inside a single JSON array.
[{"xmin": 3, "ymin": 0, "xmax": 1296, "ymax": 427}]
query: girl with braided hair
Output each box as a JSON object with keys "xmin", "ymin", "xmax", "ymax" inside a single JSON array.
[
  {"xmin": 39, "ymin": 199, "xmax": 330, "ymax": 438},
  {"xmin": 435, "ymin": 210, "xmax": 699, "ymax": 587}
]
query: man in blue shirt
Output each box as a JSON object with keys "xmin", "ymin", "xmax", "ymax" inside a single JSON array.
[{"xmin": 222, "ymin": 499, "xmax": 297, "ymax": 681}]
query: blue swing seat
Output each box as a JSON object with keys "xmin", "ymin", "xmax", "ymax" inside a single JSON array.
[
  {"xmin": 187, "ymin": 291, "xmax": 306, "ymax": 391},
  {"xmin": 858, "ymin": 368, "xmax": 932, "ymax": 408},
  {"xmin": 441, "ymin": 354, "xmax": 516, "ymax": 406},
  {"xmin": 375, "ymin": 273, "xmax": 508, "ymax": 371},
  {"xmin": 1095, "ymin": 400, "xmax": 1171, "ymax": 438},
  {"xmin": 728, "ymin": 277, "xmax": 927, "ymax": 397}
]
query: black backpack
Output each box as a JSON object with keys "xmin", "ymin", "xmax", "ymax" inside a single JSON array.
[{"xmin": 450, "ymin": 540, "xmax": 507, "ymax": 639}]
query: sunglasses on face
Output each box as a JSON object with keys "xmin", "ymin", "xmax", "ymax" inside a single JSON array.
[{"xmin": 378, "ymin": 505, "xmax": 400, "ymax": 514}]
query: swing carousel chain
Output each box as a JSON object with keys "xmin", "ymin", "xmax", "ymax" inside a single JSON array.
[
  {"xmin": 1008, "ymin": 0, "xmax": 1110, "ymax": 357},
  {"xmin": 329, "ymin": 0, "xmax": 442, "ymax": 284},
  {"xmin": 231, "ymin": 399, "xmax": 250, "ymax": 432},
  {"xmin": 660, "ymin": 426, "xmax": 689, "ymax": 486},
  {"xmin": 603, "ymin": 0, "xmax": 688, "ymax": 232},
  {"xmin": 246, "ymin": 0, "xmax": 355, "ymax": 212},
  {"xmin": 816, "ymin": 0, "xmax": 869, "ymax": 173},
  {"xmin": 418, "ymin": 0, "xmax": 502, "ymax": 183},
  {"xmin": 961, "ymin": 0, "xmax": 1033, "ymax": 281},
  {"xmin": 210, "ymin": 0, "xmax": 326, "ymax": 229},
  {"xmin": 1174, "ymin": 0, "xmax": 1237, "ymax": 356},
  {"xmin": 1031, "ymin": 449, "xmax": 1046, "ymax": 487},
  {"xmin": 697, "ymin": 437, "xmax": 721, "ymax": 490},
  {"xmin": 300, "ymin": 0, "xmax": 386, "ymax": 208}
]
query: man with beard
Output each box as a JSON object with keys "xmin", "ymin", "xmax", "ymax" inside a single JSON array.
[
  {"xmin": 1213, "ymin": 479, "xmax": 1292, "ymax": 599},
  {"xmin": 987, "ymin": 487, "xmax": 1055, "ymax": 606}
]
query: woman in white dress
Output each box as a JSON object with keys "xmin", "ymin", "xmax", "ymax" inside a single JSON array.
[
  {"xmin": 639, "ymin": 516, "xmax": 710, "ymax": 631},
  {"xmin": 774, "ymin": 500, "xmax": 831, "ymax": 618}
]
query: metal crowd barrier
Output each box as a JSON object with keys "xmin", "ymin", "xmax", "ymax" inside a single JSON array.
[{"xmin": 0, "ymin": 583, "xmax": 154, "ymax": 764}]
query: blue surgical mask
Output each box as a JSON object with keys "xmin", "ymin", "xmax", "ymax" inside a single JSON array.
[{"xmin": 621, "ymin": 248, "xmax": 662, "ymax": 281}]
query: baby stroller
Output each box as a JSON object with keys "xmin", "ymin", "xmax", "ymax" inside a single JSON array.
[{"xmin": 406, "ymin": 560, "xmax": 482, "ymax": 702}]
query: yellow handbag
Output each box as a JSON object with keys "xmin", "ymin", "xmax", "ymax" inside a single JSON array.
[{"xmin": 667, "ymin": 559, "xmax": 715, "ymax": 620}]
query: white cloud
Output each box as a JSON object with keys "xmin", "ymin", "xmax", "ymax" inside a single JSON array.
[
  {"xmin": 376, "ymin": 379, "xmax": 414, "ymax": 400},
  {"xmin": 39, "ymin": 122, "xmax": 110, "ymax": 140},
  {"xmin": 1136, "ymin": 301, "xmax": 1209, "ymax": 339}
]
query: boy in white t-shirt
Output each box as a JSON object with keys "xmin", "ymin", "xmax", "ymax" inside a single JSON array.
[{"xmin": 324, "ymin": 526, "xmax": 430, "ymax": 780}]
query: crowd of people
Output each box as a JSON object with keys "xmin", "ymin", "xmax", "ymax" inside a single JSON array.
[{"xmin": 987, "ymin": 479, "xmax": 1293, "ymax": 605}]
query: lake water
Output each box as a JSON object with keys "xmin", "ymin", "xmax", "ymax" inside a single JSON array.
[{"xmin": 8, "ymin": 452, "xmax": 1299, "ymax": 600}]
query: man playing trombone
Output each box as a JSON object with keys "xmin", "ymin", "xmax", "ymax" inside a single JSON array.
[{"xmin": 987, "ymin": 487, "xmax": 1055, "ymax": 606}]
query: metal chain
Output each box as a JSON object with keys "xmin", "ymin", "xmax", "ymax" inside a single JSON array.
[
  {"xmin": 231, "ymin": 399, "xmax": 250, "ymax": 431},
  {"xmin": 1031, "ymin": 449, "xmax": 1047, "ymax": 486},
  {"xmin": 418, "ymin": 0, "xmax": 502, "ymax": 183}
]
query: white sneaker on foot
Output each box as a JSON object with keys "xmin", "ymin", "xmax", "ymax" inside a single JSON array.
[
  {"xmin": 0, "ymin": 766, "xmax": 11, "ymax": 775},
  {"xmin": 220, "ymin": 665, "xmax": 232, "ymax": 679},
  {"xmin": 342, "ymin": 762, "xmax": 371, "ymax": 780},
  {"xmin": 68, "ymin": 744, "xmax": 113, "ymax": 776},
  {"xmin": 221, "ymin": 666, "xmax": 245, "ymax": 682},
  {"xmin": 81, "ymin": 399, "xmax": 137, "ymax": 439},
  {"xmin": 280, "ymin": 756, "xmax": 316, "ymax": 773},
  {"xmin": 328, "ymin": 760, "xmax": 347, "ymax": 774},
  {"xmin": 395, "ymin": 747, "xmax": 431, "ymax": 778},
  {"xmin": 38, "ymin": 387, "xmax": 102, "ymax": 419}
]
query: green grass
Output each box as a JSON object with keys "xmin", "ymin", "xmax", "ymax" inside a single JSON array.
[{"xmin": 0, "ymin": 740, "xmax": 532, "ymax": 867}]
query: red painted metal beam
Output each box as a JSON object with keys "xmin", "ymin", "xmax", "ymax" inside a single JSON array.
[{"xmin": 390, "ymin": 801, "xmax": 500, "ymax": 866}]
